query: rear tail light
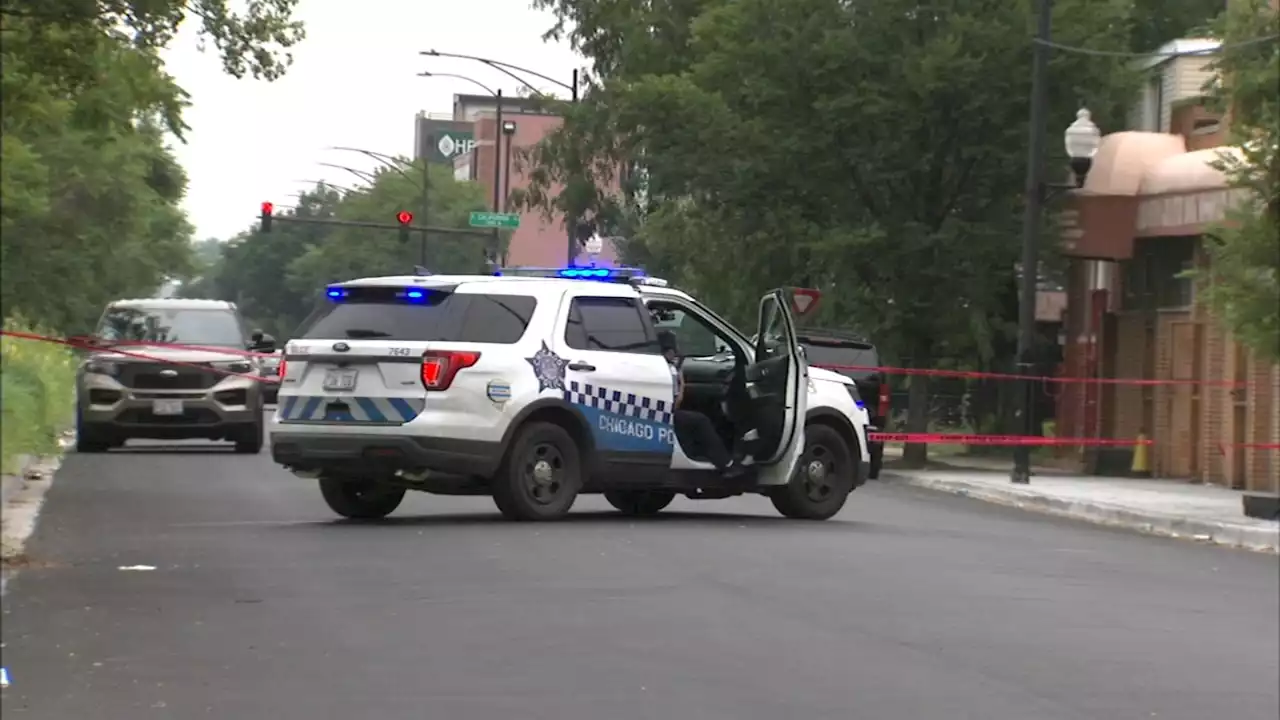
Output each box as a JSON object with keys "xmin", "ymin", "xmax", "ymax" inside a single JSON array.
[
  {"xmin": 278, "ymin": 357, "xmax": 288, "ymax": 381},
  {"xmin": 420, "ymin": 350, "xmax": 481, "ymax": 391},
  {"xmin": 878, "ymin": 383, "xmax": 890, "ymax": 419}
]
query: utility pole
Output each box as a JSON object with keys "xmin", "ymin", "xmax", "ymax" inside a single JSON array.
[
  {"xmin": 567, "ymin": 69, "xmax": 579, "ymax": 265},
  {"xmin": 1011, "ymin": 0, "xmax": 1054, "ymax": 485},
  {"xmin": 420, "ymin": 137, "xmax": 431, "ymax": 266},
  {"xmin": 492, "ymin": 90, "xmax": 504, "ymax": 267}
]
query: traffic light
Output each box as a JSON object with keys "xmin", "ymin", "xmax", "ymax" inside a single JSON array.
[
  {"xmin": 397, "ymin": 210, "xmax": 413, "ymax": 244},
  {"xmin": 260, "ymin": 201, "xmax": 273, "ymax": 233}
]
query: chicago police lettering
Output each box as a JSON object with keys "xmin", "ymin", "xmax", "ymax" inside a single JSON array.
[{"xmin": 564, "ymin": 380, "xmax": 674, "ymax": 454}]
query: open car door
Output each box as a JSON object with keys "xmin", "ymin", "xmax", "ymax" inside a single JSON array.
[{"xmin": 744, "ymin": 289, "xmax": 807, "ymax": 484}]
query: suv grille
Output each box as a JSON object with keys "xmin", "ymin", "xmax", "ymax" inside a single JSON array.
[{"xmin": 121, "ymin": 364, "xmax": 220, "ymax": 390}]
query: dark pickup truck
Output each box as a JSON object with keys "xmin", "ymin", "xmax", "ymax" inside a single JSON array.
[{"xmin": 797, "ymin": 331, "xmax": 887, "ymax": 479}]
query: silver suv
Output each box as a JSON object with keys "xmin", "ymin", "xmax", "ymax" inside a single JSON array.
[{"xmin": 76, "ymin": 298, "xmax": 274, "ymax": 453}]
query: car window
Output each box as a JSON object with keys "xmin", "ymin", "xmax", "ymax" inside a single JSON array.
[
  {"xmin": 649, "ymin": 305, "xmax": 732, "ymax": 358},
  {"xmin": 756, "ymin": 299, "xmax": 788, "ymax": 362},
  {"xmin": 799, "ymin": 343, "xmax": 878, "ymax": 370},
  {"xmin": 96, "ymin": 307, "xmax": 244, "ymax": 347},
  {"xmin": 298, "ymin": 287, "xmax": 536, "ymax": 344},
  {"xmin": 457, "ymin": 295, "xmax": 538, "ymax": 344},
  {"xmin": 564, "ymin": 296, "xmax": 660, "ymax": 353}
]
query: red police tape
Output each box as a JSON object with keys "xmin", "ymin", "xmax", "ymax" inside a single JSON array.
[
  {"xmin": 0, "ymin": 329, "xmax": 278, "ymax": 383},
  {"xmin": 4, "ymin": 329, "xmax": 1277, "ymax": 451},
  {"xmin": 867, "ymin": 432, "xmax": 1152, "ymax": 447},
  {"xmin": 816, "ymin": 363, "xmax": 1249, "ymax": 388}
]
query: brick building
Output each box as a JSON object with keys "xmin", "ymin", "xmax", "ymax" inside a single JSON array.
[
  {"xmin": 447, "ymin": 95, "xmax": 622, "ymax": 268},
  {"xmin": 1056, "ymin": 38, "xmax": 1278, "ymax": 491}
]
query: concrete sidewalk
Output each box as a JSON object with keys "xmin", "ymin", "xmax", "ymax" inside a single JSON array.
[{"xmin": 882, "ymin": 466, "xmax": 1280, "ymax": 552}]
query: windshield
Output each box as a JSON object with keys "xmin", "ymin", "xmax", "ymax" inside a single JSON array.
[{"xmin": 95, "ymin": 306, "xmax": 245, "ymax": 348}]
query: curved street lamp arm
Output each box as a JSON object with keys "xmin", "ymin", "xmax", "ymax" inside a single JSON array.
[
  {"xmin": 329, "ymin": 146, "xmax": 411, "ymax": 168},
  {"xmin": 417, "ymin": 71, "xmax": 497, "ymax": 97},
  {"xmin": 317, "ymin": 162, "xmax": 378, "ymax": 184},
  {"xmin": 326, "ymin": 147, "xmax": 420, "ymax": 188},
  {"xmin": 294, "ymin": 179, "xmax": 359, "ymax": 194},
  {"xmin": 421, "ymin": 50, "xmax": 573, "ymax": 94}
]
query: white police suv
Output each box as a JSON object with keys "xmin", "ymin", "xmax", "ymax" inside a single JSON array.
[{"xmin": 270, "ymin": 267, "xmax": 871, "ymax": 522}]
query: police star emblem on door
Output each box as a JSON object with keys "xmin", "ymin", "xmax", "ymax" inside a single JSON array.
[{"xmin": 525, "ymin": 341, "xmax": 569, "ymax": 392}]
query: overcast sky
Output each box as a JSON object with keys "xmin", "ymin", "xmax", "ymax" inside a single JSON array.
[{"xmin": 161, "ymin": 0, "xmax": 582, "ymax": 242}]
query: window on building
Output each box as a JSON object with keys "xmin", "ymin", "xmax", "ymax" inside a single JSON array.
[{"xmin": 1122, "ymin": 237, "xmax": 1195, "ymax": 310}]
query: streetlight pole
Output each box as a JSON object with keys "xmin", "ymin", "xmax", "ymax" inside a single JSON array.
[
  {"xmin": 1011, "ymin": 0, "xmax": 1101, "ymax": 485},
  {"xmin": 1011, "ymin": 0, "xmax": 1055, "ymax": 485}
]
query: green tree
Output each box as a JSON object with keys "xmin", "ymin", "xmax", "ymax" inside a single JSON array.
[
  {"xmin": 286, "ymin": 162, "xmax": 493, "ymax": 296},
  {"xmin": 520, "ymin": 0, "xmax": 1142, "ymax": 464},
  {"xmin": 0, "ymin": 20, "xmax": 194, "ymax": 331},
  {"xmin": 183, "ymin": 168, "xmax": 493, "ymax": 339},
  {"xmin": 1199, "ymin": 0, "xmax": 1280, "ymax": 362}
]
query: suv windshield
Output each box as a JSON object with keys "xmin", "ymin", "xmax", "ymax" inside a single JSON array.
[{"xmin": 96, "ymin": 306, "xmax": 245, "ymax": 347}]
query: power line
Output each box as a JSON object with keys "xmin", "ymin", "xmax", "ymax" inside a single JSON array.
[{"xmin": 1034, "ymin": 34, "xmax": 1279, "ymax": 58}]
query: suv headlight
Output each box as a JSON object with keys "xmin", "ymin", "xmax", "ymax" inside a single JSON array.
[
  {"xmin": 212, "ymin": 360, "xmax": 254, "ymax": 375},
  {"xmin": 84, "ymin": 359, "xmax": 120, "ymax": 376}
]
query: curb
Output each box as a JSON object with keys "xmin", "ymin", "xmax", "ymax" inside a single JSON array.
[
  {"xmin": 1, "ymin": 434, "xmax": 74, "ymax": 565},
  {"xmin": 885, "ymin": 471, "xmax": 1280, "ymax": 553}
]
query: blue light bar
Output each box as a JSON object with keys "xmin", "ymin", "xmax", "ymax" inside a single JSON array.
[
  {"xmin": 495, "ymin": 266, "xmax": 647, "ymax": 282},
  {"xmin": 326, "ymin": 287, "xmax": 347, "ymax": 300}
]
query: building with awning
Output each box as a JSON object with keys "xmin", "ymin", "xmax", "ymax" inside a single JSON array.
[{"xmin": 1055, "ymin": 38, "xmax": 1277, "ymax": 492}]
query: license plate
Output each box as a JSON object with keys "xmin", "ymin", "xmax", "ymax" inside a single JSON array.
[
  {"xmin": 322, "ymin": 369, "xmax": 358, "ymax": 391},
  {"xmin": 152, "ymin": 399, "xmax": 184, "ymax": 416}
]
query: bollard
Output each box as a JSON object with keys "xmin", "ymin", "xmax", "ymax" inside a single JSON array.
[{"xmin": 1130, "ymin": 430, "xmax": 1151, "ymax": 478}]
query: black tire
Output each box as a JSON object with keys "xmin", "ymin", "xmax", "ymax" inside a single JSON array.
[
  {"xmin": 234, "ymin": 419, "xmax": 264, "ymax": 454},
  {"xmin": 769, "ymin": 423, "xmax": 856, "ymax": 520},
  {"xmin": 491, "ymin": 421, "xmax": 583, "ymax": 521},
  {"xmin": 604, "ymin": 489, "xmax": 676, "ymax": 516},
  {"xmin": 76, "ymin": 423, "xmax": 113, "ymax": 453},
  {"xmin": 318, "ymin": 478, "xmax": 406, "ymax": 519},
  {"xmin": 869, "ymin": 445, "xmax": 883, "ymax": 480}
]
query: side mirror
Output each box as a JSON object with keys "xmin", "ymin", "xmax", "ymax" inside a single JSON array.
[{"xmin": 249, "ymin": 333, "xmax": 276, "ymax": 352}]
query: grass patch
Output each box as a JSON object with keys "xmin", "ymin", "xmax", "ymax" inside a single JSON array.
[{"xmin": 1, "ymin": 318, "xmax": 76, "ymax": 474}]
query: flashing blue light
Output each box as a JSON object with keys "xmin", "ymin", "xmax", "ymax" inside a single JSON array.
[
  {"xmin": 559, "ymin": 267, "xmax": 612, "ymax": 278},
  {"xmin": 855, "ymin": 400, "xmax": 865, "ymax": 409},
  {"xmin": 405, "ymin": 289, "xmax": 426, "ymax": 301},
  {"xmin": 494, "ymin": 266, "xmax": 646, "ymax": 282},
  {"xmin": 326, "ymin": 287, "xmax": 347, "ymax": 300}
]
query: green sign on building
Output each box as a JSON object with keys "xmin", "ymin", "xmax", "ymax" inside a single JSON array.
[{"xmin": 469, "ymin": 211, "xmax": 520, "ymax": 229}]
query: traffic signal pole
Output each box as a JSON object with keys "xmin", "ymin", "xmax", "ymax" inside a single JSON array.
[{"xmin": 258, "ymin": 212, "xmax": 484, "ymax": 236}]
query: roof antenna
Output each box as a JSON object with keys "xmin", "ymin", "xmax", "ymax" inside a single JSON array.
[{"xmin": 413, "ymin": 265, "xmax": 432, "ymax": 276}]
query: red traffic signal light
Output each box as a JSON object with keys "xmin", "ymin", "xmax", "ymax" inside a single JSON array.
[
  {"xmin": 261, "ymin": 201, "xmax": 274, "ymax": 215},
  {"xmin": 396, "ymin": 211, "xmax": 413, "ymax": 225},
  {"xmin": 260, "ymin": 201, "xmax": 274, "ymax": 233}
]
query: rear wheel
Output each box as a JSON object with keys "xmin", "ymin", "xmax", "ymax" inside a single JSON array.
[
  {"xmin": 769, "ymin": 423, "xmax": 856, "ymax": 520},
  {"xmin": 492, "ymin": 421, "xmax": 582, "ymax": 521},
  {"xmin": 319, "ymin": 478, "xmax": 406, "ymax": 519},
  {"xmin": 605, "ymin": 489, "xmax": 676, "ymax": 516}
]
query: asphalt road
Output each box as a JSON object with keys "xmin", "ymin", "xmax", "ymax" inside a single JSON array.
[{"xmin": 2, "ymin": 438, "xmax": 1277, "ymax": 720}]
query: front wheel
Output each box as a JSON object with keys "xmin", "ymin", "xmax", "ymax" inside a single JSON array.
[
  {"xmin": 491, "ymin": 421, "xmax": 583, "ymax": 521},
  {"xmin": 319, "ymin": 478, "xmax": 406, "ymax": 519},
  {"xmin": 234, "ymin": 419, "xmax": 264, "ymax": 454},
  {"xmin": 769, "ymin": 423, "xmax": 856, "ymax": 520},
  {"xmin": 605, "ymin": 489, "xmax": 676, "ymax": 516}
]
